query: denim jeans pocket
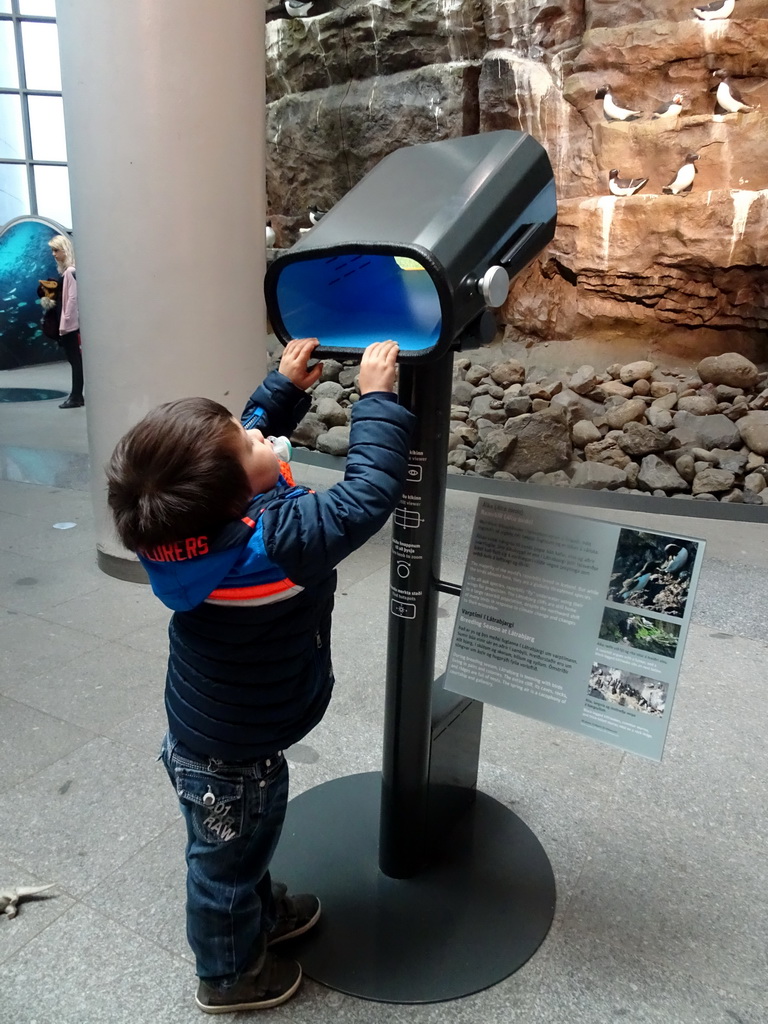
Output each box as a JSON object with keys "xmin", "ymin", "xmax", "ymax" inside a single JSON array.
[{"xmin": 175, "ymin": 767, "xmax": 245, "ymax": 844}]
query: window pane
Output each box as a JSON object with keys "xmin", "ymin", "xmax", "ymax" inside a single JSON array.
[
  {"xmin": 34, "ymin": 163, "xmax": 70, "ymax": 226},
  {"xmin": 0, "ymin": 21, "xmax": 19, "ymax": 88},
  {"xmin": 0, "ymin": 1, "xmax": 12, "ymax": 15},
  {"xmin": 0, "ymin": 162, "xmax": 29, "ymax": 222},
  {"xmin": 19, "ymin": 0, "xmax": 57, "ymax": 14},
  {"xmin": 0, "ymin": 93, "xmax": 25, "ymax": 159},
  {"xmin": 28, "ymin": 94, "xmax": 66, "ymax": 160},
  {"xmin": 20, "ymin": 21, "xmax": 61, "ymax": 91}
]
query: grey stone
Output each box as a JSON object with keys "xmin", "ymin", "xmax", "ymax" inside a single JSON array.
[
  {"xmin": 619, "ymin": 359, "xmax": 655, "ymax": 383},
  {"xmin": 538, "ymin": 470, "xmax": 572, "ymax": 487},
  {"xmin": 312, "ymin": 380, "xmax": 345, "ymax": 401},
  {"xmin": 649, "ymin": 380, "xmax": 677, "ymax": 398},
  {"xmin": 721, "ymin": 488, "xmax": 744, "ymax": 503},
  {"xmin": 647, "ymin": 405, "xmax": 673, "ymax": 430},
  {"xmin": 521, "ymin": 379, "xmax": 563, "ymax": 400},
  {"xmin": 593, "ymin": 379, "xmax": 634, "ymax": 401},
  {"xmin": 637, "ymin": 454, "xmax": 688, "ymax": 492},
  {"xmin": 501, "ymin": 409, "xmax": 572, "ymax": 477},
  {"xmin": 451, "ymin": 378, "xmax": 475, "ymax": 405},
  {"xmin": 605, "ymin": 397, "xmax": 647, "ymax": 429},
  {"xmin": 318, "ymin": 358, "xmax": 343, "ymax": 383},
  {"xmin": 338, "ymin": 366, "xmax": 358, "ymax": 388},
  {"xmin": 465, "ymin": 363, "xmax": 491, "ymax": 386},
  {"xmin": 473, "ymin": 428, "xmax": 515, "ymax": 470},
  {"xmin": 677, "ymin": 393, "xmax": 718, "ymax": 415},
  {"xmin": 568, "ymin": 364, "xmax": 601, "ymax": 394},
  {"xmin": 571, "ymin": 419, "xmax": 601, "ymax": 448},
  {"xmin": 503, "ymin": 394, "xmax": 533, "ymax": 417},
  {"xmin": 744, "ymin": 472, "xmax": 766, "ymax": 494},
  {"xmin": 710, "ymin": 448, "xmax": 748, "ymax": 474},
  {"xmin": 314, "ymin": 397, "xmax": 348, "ymax": 427},
  {"xmin": 530, "ymin": 398, "xmax": 550, "ymax": 412},
  {"xmin": 571, "ymin": 462, "xmax": 627, "ymax": 489},
  {"xmin": 692, "ymin": 468, "xmax": 736, "ymax": 495},
  {"xmin": 737, "ymin": 411, "xmax": 768, "ymax": 455},
  {"xmin": 632, "ymin": 378, "xmax": 651, "ymax": 396},
  {"xmin": 489, "ymin": 358, "xmax": 526, "ymax": 387},
  {"xmin": 550, "ymin": 388, "xmax": 604, "ymax": 423},
  {"xmin": 669, "ymin": 411, "xmax": 741, "ymax": 450},
  {"xmin": 715, "ymin": 384, "xmax": 744, "ymax": 400},
  {"xmin": 316, "ymin": 425, "xmax": 350, "ymax": 456},
  {"xmin": 675, "ymin": 454, "xmax": 696, "ymax": 482},
  {"xmin": 697, "ymin": 352, "xmax": 760, "ymax": 390},
  {"xmin": 291, "ymin": 411, "xmax": 327, "ymax": 448},
  {"xmin": 651, "ymin": 391, "xmax": 678, "ymax": 411},
  {"xmin": 616, "ymin": 421, "xmax": 671, "ymax": 456},
  {"xmin": 469, "ymin": 393, "xmax": 505, "ymax": 423},
  {"xmin": 584, "ymin": 437, "xmax": 631, "ymax": 469}
]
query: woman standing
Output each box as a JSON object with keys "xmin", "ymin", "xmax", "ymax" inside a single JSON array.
[{"xmin": 48, "ymin": 234, "xmax": 83, "ymax": 409}]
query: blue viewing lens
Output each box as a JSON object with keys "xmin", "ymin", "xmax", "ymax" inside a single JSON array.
[{"xmin": 275, "ymin": 254, "xmax": 442, "ymax": 354}]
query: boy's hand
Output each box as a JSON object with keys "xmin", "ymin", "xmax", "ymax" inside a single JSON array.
[
  {"xmin": 359, "ymin": 340, "xmax": 399, "ymax": 395},
  {"xmin": 279, "ymin": 337, "xmax": 323, "ymax": 391}
]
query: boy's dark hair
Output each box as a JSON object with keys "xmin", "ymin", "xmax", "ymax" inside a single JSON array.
[{"xmin": 106, "ymin": 397, "xmax": 251, "ymax": 552}]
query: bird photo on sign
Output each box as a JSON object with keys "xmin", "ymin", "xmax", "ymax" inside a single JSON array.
[{"xmin": 605, "ymin": 529, "xmax": 701, "ymax": 619}]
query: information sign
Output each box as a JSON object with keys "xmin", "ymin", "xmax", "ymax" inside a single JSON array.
[{"xmin": 444, "ymin": 498, "xmax": 705, "ymax": 761}]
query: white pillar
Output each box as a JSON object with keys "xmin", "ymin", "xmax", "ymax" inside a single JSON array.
[{"xmin": 56, "ymin": 0, "xmax": 266, "ymax": 576}]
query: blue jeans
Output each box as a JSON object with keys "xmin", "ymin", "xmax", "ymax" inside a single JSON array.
[{"xmin": 160, "ymin": 732, "xmax": 290, "ymax": 984}]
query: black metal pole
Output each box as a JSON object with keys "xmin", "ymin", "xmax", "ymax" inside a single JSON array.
[{"xmin": 379, "ymin": 349, "xmax": 454, "ymax": 878}]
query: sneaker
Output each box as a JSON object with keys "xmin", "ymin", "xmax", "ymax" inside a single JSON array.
[
  {"xmin": 59, "ymin": 396, "xmax": 84, "ymax": 409},
  {"xmin": 268, "ymin": 891, "xmax": 321, "ymax": 945},
  {"xmin": 195, "ymin": 952, "xmax": 302, "ymax": 1013}
]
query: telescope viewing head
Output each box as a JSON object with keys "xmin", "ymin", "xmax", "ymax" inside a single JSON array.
[{"xmin": 264, "ymin": 131, "xmax": 557, "ymax": 365}]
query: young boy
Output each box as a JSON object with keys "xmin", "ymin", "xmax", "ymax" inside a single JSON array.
[{"xmin": 106, "ymin": 338, "xmax": 414, "ymax": 1013}]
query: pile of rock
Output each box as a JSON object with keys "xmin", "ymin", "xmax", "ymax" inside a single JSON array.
[{"xmin": 291, "ymin": 351, "xmax": 768, "ymax": 505}]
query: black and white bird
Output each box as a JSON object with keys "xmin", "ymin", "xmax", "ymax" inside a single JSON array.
[
  {"xmin": 693, "ymin": 0, "xmax": 734, "ymax": 19},
  {"xmin": 266, "ymin": 220, "xmax": 276, "ymax": 247},
  {"xmin": 284, "ymin": 0, "xmax": 313, "ymax": 16},
  {"xmin": 595, "ymin": 86, "xmax": 643, "ymax": 121},
  {"xmin": 712, "ymin": 71, "xmax": 756, "ymax": 113},
  {"xmin": 308, "ymin": 204, "xmax": 327, "ymax": 225},
  {"xmin": 608, "ymin": 168, "xmax": 649, "ymax": 196},
  {"xmin": 662, "ymin": 153, "xmax": 699, "ymax": 194},
  {"xmin": 652, "ymin": 94, "xmax": 685, "ymax": 119}
]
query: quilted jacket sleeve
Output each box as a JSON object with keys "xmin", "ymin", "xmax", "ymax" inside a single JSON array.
[
  {"xmin": 261, "ymin": 394, "xmax": 415, "ymax": 585},
  {"xmin": 241, "ymin": 369, "xmax": 312, "ymax": 437}
]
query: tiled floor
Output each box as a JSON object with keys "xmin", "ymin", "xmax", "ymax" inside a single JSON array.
[{"xmin": 1, "ymin": 361, "xmax": 766, "ymax": 1024}]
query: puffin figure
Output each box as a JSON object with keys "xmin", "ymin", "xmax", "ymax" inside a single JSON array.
[
  {"xmin": 712, "ymin": 71, "xmax": 756, "ymax": 113},
  {"xmin": 652, "ymin": 94, "xmax": 684, "ymax": 119},
  {"xmin": 595, "ymin": 86, "xmax": 643, "ymax": 121},
  {"xmin": 663, "ymin": 153, "xmax": 699, "ymax": 194},
  {"xmin": 284, "ymin": 0, "xmax": 313, "ymax": 15},
  {"xmin": 266, "ymin": 219, "xmax": 276, "ymax": 248},
  {"xmin": 661, "ymin": 544, "xmax": 689, "ymax": 575},
  {"xmin": 608, "ymin": 169, "xmax": 649, "ymax": 196},
  {"xmin": 308, "ymin": 204, "xmax": 327, "ymax": 225},
  {"xmin": 693, "ymin": 0, "xmax": 735, "ymax": 19},
  {"xmin": 620, "ymin": 573, "xmax": 657, "ymax": 601}
]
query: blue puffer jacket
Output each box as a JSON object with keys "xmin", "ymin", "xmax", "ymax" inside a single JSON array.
[{"xmin": 138, "ymin": 370, "xmax": 415, "ymax": 760}]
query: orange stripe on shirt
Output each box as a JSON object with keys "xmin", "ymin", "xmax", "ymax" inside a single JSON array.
[{"xmin": 208, "ymin": 577, "xmax": 298, "ymax": 601}]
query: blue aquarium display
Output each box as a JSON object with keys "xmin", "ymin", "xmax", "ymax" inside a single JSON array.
[{"xmin": 0, "ymin": 217, "xmax": 67, "ymax": 370}]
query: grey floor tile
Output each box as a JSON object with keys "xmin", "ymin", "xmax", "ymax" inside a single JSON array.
[
  {"xmin": 1, "ymin": 903, "xmax": 197, "ymax": 1024},
  {"xmin": 0, "ymin": 737, "xmax": 178, "ymax": 897},
  {"xmin": 82, "ymin": 818, "xmax": 191, "ymax": 964},
  {"xmin": 102, "ymin": 699, "xmax": 167, "ymax": 758},
  {"xmin": 0, "ymin": 695, "xmax": 95, "ymax": 793},
  {"xmin": 0, "ymin": 854, "xmax": 75, "ymax": 967},
  {"xmin": 0, "ymin": 610, "xmax": 102, "ymax": 681},
  {"xmin": 36, "ymin": 576, "xmax": 171, "ymax": 642},
  {"xmin": 0, "ymin": 480, "xmax": 89, "ymax": 517},
  {"xmin": 118, "ymin": 617, "xmax": 171, "ymax": 657},
  {"xmin": 0, "ymin": 506, "xmax": 96, "ymax": 562},
  {"xmin": 6, "ymin": 639, "xmax": 165, "ymax": 733},
  {"xmin": 0, "ymin": 547, "xmax": 104, "ymax": 614}
]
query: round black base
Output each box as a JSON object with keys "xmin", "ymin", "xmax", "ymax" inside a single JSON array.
[{"xmin": 272, "ymin": 772, "xmax": 556, "ymax": 1003}]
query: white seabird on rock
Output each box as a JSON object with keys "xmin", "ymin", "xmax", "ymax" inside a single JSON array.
[
  {"xmin": 595, "ymin": 85, "xmax": 643, "ymax": 121},
  {"xmin": 652, "ymin": 94, "xmax": 684, "ymax": 119},
  {"xmin": 693, "ymin": 0, "xmax": 734, "ymax": 19},
  {"xmin": 266, "ymin": 220, "xmax": 276, "ymax": 247},
  {"xmin": 608, "ymin": 169, "xmax": 649, "ymax": 196},
  {"xmin": 662, "ymin": 153, "xmax": 699, "ymax": 194},
  {"xmin": 284, "ymin": 0, "xmax": 314, "ymax": 16},
  {"xmin": 712, "ymin": 71, "xmax": 756, "ymax": 113},
  {"xmin": 308, "ymin": 204, "xmax": 327, "ymax": 225}
]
